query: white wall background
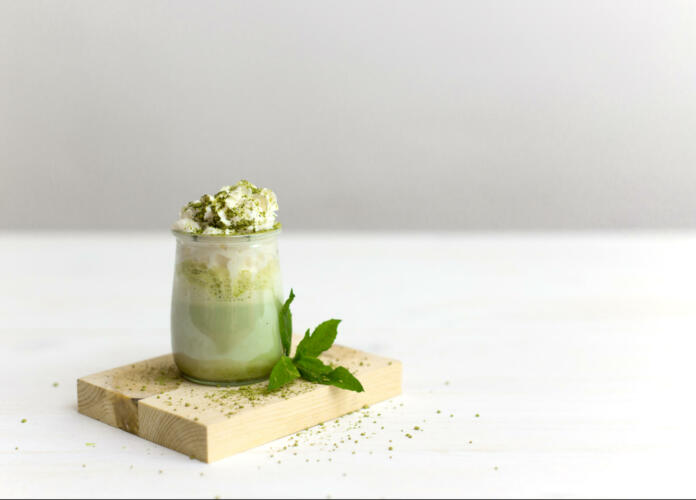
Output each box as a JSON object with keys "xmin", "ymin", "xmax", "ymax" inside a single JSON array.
[{"xmin": 1, "ymin": 0, "xmax": 694, "ymax": 230}]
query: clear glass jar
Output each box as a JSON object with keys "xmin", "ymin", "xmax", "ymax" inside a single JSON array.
[{"xmin": 170, "ymin": 228, "xmax": 283, "ymax": 386}]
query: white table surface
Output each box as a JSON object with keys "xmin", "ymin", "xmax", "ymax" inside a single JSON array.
[{"xmin": 2, "ymin": 231, "xmax": 696, "ymax": 499}]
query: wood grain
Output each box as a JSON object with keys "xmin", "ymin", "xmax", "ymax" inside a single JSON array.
[{"xmin": 77, "ymin": 341, "xmax": 402, "ymax": 463}]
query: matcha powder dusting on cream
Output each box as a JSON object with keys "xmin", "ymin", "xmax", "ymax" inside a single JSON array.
[{"xmin": 173, "ymin": 180, "xmax": 279, "ymax": 235}]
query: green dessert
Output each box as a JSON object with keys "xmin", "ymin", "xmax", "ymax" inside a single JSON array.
[{"xmin": 170, "ymin": 181, "xmax": 283, "ymax": 385}]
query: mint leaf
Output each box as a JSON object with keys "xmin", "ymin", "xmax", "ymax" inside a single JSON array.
[
  {"xmin": 295, "ymin": 319, "xmax": 341, "ymax": 359},
  {"xmin": 295, "ymin": 355, "xmax": 364, "ymax": 393},
  {"xmin": 294, "ymin": 355, "xmax": 333, "ymax": 383},
  {"xmin": 278, "ymin": 289, "xmax": 295, "ymax": 356},
  {"xmin": 327, "ymin": 366, "xmax": 364, "ymax": 392},
  {"xmin": 267, "ymin": 355, "xmax": 300, "ymax": 392}
]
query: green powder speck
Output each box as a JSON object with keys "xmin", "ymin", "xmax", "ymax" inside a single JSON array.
[
  {"xmin": 52, "ymin": 382, "xmax": 59, "ymax": 387},
  {"xmin": 475, "ymin": 413, "xmax": 480, "ymax": 418},
  {"xmin": 20, "ymin": 419, "xmax": 26, "ymax": 423}
]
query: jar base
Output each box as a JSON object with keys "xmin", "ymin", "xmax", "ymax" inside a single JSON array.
[{"xmin": 179, "ymin": 372, "xmax": 269, "ymax": 387}]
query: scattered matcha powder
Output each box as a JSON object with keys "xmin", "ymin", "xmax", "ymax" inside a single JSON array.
[{"xmin": 20, "ymin": 419, "xmax": 27, "ymax": 423}]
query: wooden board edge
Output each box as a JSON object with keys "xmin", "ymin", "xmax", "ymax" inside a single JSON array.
[
  {"xmin": 77, "ymin": 378, "xmax": 140, "ymax": 434},
  {"xmin": 138, "ymin": 400, "xmax": 209, "ymax": 462},
  {"xmin": 205, "ymin": 360, "xmax": 403, "ymax": 462}
]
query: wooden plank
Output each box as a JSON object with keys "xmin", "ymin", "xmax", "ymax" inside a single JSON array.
[{"xmin": 77, "ymin": 341, "xmax": 402, "ymax": 463}]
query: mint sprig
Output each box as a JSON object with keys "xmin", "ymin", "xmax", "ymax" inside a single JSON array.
[{"xmin": 268, "ymin": 291, "xmax": 364, "ymax": 393}]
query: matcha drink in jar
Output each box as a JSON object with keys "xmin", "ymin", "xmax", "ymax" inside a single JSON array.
[{"xmin": 170, "ymin": 181, "xmax": 283, "ymax": 385}]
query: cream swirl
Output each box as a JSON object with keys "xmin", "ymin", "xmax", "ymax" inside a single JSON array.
[{"xmin": 173, "ymin": 180, "xmax": 279, "ymax": 235}]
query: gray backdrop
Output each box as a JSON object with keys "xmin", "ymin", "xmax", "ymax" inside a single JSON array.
[{"xmin": 1, "ymin": 0, "xmax": 694, "ymax": 231}]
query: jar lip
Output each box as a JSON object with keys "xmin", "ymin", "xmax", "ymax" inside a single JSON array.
[{"xmin": 171, "ymin": 225, "xmax": 281, "ymax": 243}]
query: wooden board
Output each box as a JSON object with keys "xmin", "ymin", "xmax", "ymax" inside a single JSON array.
[{"xmin": 77, "ymin": 339, "xmax": 402, "ymax": 463}]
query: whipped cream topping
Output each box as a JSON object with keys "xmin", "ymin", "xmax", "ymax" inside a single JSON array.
[{"xmin": 173, "ymin": 180, "xmax": 279, "ymax": 235}]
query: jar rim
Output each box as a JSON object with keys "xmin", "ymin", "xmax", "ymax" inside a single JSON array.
[{"xmin": 171, "ymin": 225, "xmax": 281, "ymax": 243}]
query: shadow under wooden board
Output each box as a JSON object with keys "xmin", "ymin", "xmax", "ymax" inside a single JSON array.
[{"xmin": 77, "ymin": 340, "xmax": 402, "ymax": 463}]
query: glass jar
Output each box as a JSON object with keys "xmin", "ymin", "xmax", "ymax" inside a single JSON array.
[{"xmin": 170, "ymin": 228, "xmax": 283, "ymax": 385}]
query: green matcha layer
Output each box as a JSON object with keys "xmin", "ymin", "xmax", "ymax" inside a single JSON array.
[
  {"xmin": 171, "ymin": 258, "xmax": 283, "ymax": 384},
  {"xmin": 177, "ymin": 260, "xmax": 280, "ymax": 301},
  {"xmin": 171, "ymin": 296, "xmax": 283, "ymax": 384}
]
